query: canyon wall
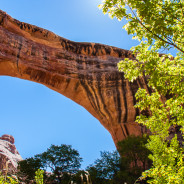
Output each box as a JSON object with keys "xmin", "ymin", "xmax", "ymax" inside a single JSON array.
[{"xmin": 0, "ymin": 10, "xmax": 150, "ymax": 146}]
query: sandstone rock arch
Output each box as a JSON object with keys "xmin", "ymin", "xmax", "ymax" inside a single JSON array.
[{"xmin": 0, "ymin": 10, "xmax": 149, "ymax": 146}]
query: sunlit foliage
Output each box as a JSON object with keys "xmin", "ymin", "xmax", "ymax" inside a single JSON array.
[{"xmin": 100, "ymin": 0, "xmax": 184, "ymax": 183}]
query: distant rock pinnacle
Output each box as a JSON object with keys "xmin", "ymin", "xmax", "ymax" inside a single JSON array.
[{"xmin": 0, "ymin": 134, "xmax": 22, "ymax": 173}]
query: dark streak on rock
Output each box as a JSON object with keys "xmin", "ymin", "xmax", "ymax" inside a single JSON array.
[
  {"xmin": 115, "ymin": 79, "xmax": 122, "ymax": 124},
  {"xmin": 64, "ymin": 78, "xmax": 71, "ymax": 91},
  {"xmin": 124, "ymin": 124, "xmax": 129, "ymax": 136},
  {"xmin": 74, "ymin": 81, "xmax": 80, "ymax": 91},
  {"xmin": 43, "ymin": 50, "xmax": 48, "ymax": 61},
  {"xmin": 122, "ymin": 78, "xmax": 128, "ymax": 123},
  {"xmin": 16, "ymin": 37, "xmax": 23, "ymax": 73},
  {"xmin": 96, "ymin": 79, "xmax": 112, "ymax": 121},
  {"xmin": 130, "ymin": 81, "xmax": 139, "ymax": 119}
]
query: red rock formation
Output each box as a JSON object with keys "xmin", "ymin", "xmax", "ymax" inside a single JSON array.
[
  {"xmin": 0, "ymin": 10, "xmax": 150, "ymax": 146},
  {"xmin": 0, "ymin": 134, "xmax": 22, "ymax": 173}
]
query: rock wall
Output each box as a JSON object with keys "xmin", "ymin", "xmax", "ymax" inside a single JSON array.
[
  {"xmin": 0, "ymin": 134, "xmax": 22, "ymax": 173},
  {"xmin": 0, "ymin": 10, "xmax": 150, "ymax": 146}
]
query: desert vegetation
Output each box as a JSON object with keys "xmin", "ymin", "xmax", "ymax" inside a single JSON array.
[
  {"xmin": 100, "ymin": 0, "xmax": 184, "ymax": 183},
  {"xmin": 1, "ymin": 136, "xmax": 150, "ymax": 184}
]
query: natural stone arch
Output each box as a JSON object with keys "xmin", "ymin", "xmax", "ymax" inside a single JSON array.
[{"xmin": 0, "ymin": 10, "xmax": 149, "ymax": 146}]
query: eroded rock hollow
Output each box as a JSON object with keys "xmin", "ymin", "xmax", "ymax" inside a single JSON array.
[{"xmin": 0, "ymin": 10, "xmax": 150, "ymax": 146}]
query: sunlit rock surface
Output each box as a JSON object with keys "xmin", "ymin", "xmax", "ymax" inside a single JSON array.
[
  {"xmin": 0, "ymin": 10, "xmax": 150, "ymax": 146},
  {"xmin": 0, "ymin": 134, "xmax": 22, "ymax": 173}
]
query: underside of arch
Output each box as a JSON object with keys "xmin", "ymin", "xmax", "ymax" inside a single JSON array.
[{"xmin": 0, "ymin": 10, "xmax": 149, "ymax": 146}]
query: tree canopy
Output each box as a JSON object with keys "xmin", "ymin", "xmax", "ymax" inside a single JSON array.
[
  {"xmin": 118, "ymin": 135, "xmax": 151, "ymax": 178},
  {"xmin": 100, "ymin": 0, "xmax": 184, "ymax": 183},
  {"xmin": 18, "ymin": 157, "xmax": 43, "ymax": 182},
  {"xmin": 87, "ymin": 150, "xmax": 121, "ymax": 184},
  {"xmin": 36, "ymin": 144, "xmax": 82, "ymax": 174},
  {"xmin": 100, "ymin": 0, "xmax": 184, "ymax": 53},
  {"xmin": 87, "ymin": 136, "xmax": 151, "ymax": 184},
  {"xmin": 18, "ymin": 144, "xmax": 82, "ymax": 183}
]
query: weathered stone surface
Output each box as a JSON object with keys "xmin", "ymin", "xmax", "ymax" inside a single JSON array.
[
  {"xmin": 0, "ymin": 134, "xmax": 22, "ymax": 173},
  {"xmin": 0, "ymin": 10, "xmax": 150, "ymax": 146}
]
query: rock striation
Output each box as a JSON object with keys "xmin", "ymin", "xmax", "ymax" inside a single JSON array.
[
  {"xmin": 0, "ymin": 134, "xmax": 22, "ymax": 173},
  {"xmin": 0, "ymin": 10, "xmax": 150, "ymax": 146}
]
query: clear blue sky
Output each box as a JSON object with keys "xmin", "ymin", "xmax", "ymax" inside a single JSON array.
[{"xmin": 0, "ymin": 0, "xmax": 138, "ymax": 169}]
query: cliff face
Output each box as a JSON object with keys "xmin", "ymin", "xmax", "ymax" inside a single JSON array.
[
  {"xmin": 0, "ymin": 134, "xmax": 22, "ymax": 173},
  {"xmin": 0, "ymin": 10, "xmax": 150, "ymax": 146}
]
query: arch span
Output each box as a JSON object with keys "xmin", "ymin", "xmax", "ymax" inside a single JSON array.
[{"xmin": 0, "ymin": 10, "xmax": 148, "ymax": 146}]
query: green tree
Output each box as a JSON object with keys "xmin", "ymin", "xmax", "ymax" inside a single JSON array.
[
  {"xmin": 35, "ymin": 169, "xmax": 44, "ymax": 184},
  {"xmin": 36, "ymin": 144, "xmax": 82, "ymax": 183},
  {"xmin": 100, "ymin": 0, "xmax": 184, "ymax": 183},
  {"xmin": 118, "ymin": 135, "xmax": 151, "ymax": 172},
  {"xmin": 87, "ymin": 136, "xmax": 151, "ymax": 184},
  {"xmin": 18, "ymin": 157, "xmax": 43, "ymax": 182},
  {"xmin": 86, "ymin": 151, "xmax": 120, "ymax": 184},
  {"xmin": 0, "ymin": 169, "xmax": 45, "ymax": 184},
  {"xmin": 18, "ymin": 144, "xmax": 82, "ymax": 183},
  {"xmin": 118, "ymin": 135, "xmax": 152, "ymax": 184},
  {"xmin": 0, "ymin": 172, "xmax": 18, "ymax": 184}
]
